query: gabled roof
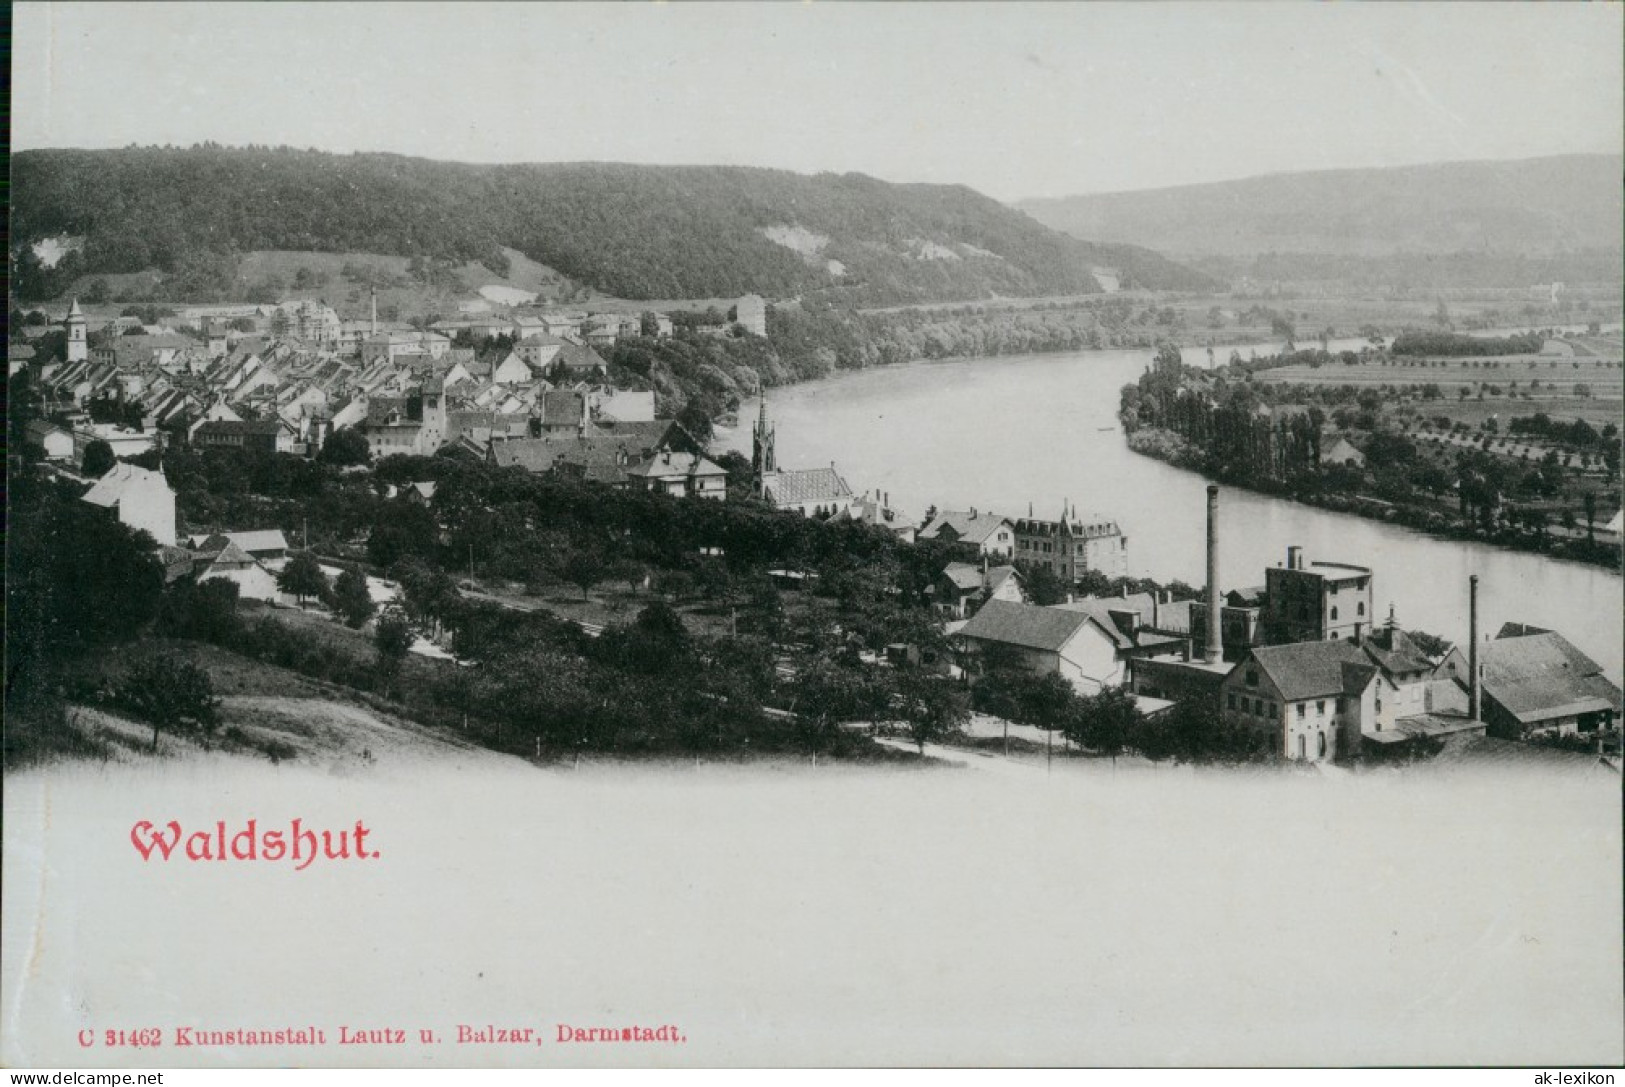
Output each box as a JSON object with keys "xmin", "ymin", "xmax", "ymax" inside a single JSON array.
[
  {"xmin": 540, "ymin": 390, "xmax": 587, "ymax": 427},
  {"xmin": 919, "ymin": 510, "xmax": 1012, "ymax": 546},
  {"xmin": 1429, "ymin": 734, "xmax": 1614, "ymax": 773},
  {"xmin": 24, "ymin": 419, "xmax": 70, "ymax": 441},
  {"xmin": 196, "ymin": 419, "xmax": 284, "ymax": 437},
  {"xmin": 553, "ymin": 342, "xmax": 609, "ymax": 371},
  {"xmin": 365, "ymin": 397, "xmax": 419, "ymax": 428},
  {"xmin": 958, "ymin": 599, "xmax": 1100, "ymax": 654},
  {"xmin": 81, "ymin": 462, "xmax": 171, "ymax": 508},
  {"xmin": 1242, "ymin": 640, "xmax": 1376, "ymax": 702},
  {"xmin": 1480, "ymin": 630, "xmax": 1622, "ymax": 723},
  {"xmin": 212, "ymin": 529, "xmax": 289, "ymax": 554},
  {"xmin": 622, "ymin": 451, "xmax": 725, "ymax": 479},
  {"xmin": 489, "ymin": 435, "xmax": 642, "ymax": 482},
  {"xmin": 1153, "ymin": 599, "xmax": 1195, "ymax": 634},
  {"xmin": 1361, "ymin": 628, "xmax": 1434, "ymax": 679},
  {"xmin": 984, "ymin": 565, "xmax": 1021, "ymax": 596},
  {"xmin": 764, "ymin": 467, "xmax": 853, "ymax": 507},
  {"xmin": 940, "ymin": 563, "xmax": 986, "ymax": 592},
  {"xmin": 197, "ymin": 541, "xmax": 257, "ymax": 571}
]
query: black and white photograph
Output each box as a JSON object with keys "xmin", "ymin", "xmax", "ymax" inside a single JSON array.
[{"xmin": 3, "ymin": 1, "xmax": 1622, "ymax": 1071}]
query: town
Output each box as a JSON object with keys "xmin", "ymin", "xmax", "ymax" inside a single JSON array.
[{"xmin": 8, "ymin": 292, "xmax": 1620, "ymax": 775}]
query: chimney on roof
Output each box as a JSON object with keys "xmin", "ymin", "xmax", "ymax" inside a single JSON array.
[
  {"xmin": 1287, "ymin": 545, "xmax": 1303, "ymax": 570},
  {"xmin": 1469, "ymin": 575, "xmax": 1481, "ymax": 722},
  {"xmin": 970, "ymin": 506, "xmax": 976, "ymax": 519},
  {"xmin": 1204, "ymin": 485, "xmax": 1223, "ymax": 666}
]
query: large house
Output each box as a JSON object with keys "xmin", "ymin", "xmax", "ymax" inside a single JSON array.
[
  {"xmin": 1461, "ymin": 625, "xmax": 1622, "ymax": 739},
  {"xmin": 1048, "ymin": 595, "xmax": 1189, "ymax": 677},
  {"xmin": 193, "ymin": 419, "xmax": 296, "ymax": 455},
  {"xmin": 622, "ymin": 450, "xmax": 728, "ymax": 501},
  {"xmin": 1220, "ymin": 640, "xmax": 1379, "ymax": 763},
  {"xmin": 934, "ymin": 562, "xmax": 1024, "ymax": 620},
  {"xmin": 80, "ymin": 462, "xmax": 177, "ymax": 547},
  {"xmin": 1012, "ymin": 504, "xmax": 1129, "ymax": 584},
  {"xmin": 1261, "ymin": 546, "xmax": 1374, "ymax": 644},
  {"xmin": 955, "ymin": 599, "xmax": 1125, "ymax": 695},
  {"xmin": 488, "ymin": 420, "xmax": 700, "ymax": 487},
  {"xmin": 918, "ymin": 509, "xmax": 1015, "ymax": 560},
  {"xmin": 24, "ymin": 420, "xmax": 75, "ymax": 461}
]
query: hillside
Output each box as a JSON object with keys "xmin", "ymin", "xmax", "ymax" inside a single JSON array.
[
  {"xmin": 9, "ymin": 147, "xmax": 1213, "ymax": 305},
  {"xmin": 1018, "ymin": 154, "xmax": 1624, "ymax": 286}
]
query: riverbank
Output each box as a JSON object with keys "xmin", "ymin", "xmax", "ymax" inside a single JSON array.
[{"xmin": 1124, "ymin": 427, "xmax": 1623, "ymax": 573}]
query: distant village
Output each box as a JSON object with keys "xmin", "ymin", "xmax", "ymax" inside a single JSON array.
[{"xmin": 11, "ymin": 293, "xmax": 1621, "ymax": 773}]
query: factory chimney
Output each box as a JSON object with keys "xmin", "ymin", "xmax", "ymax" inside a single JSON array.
[
  {"xmin": 1205, "ymin": 485, "xmax": 1222, "ymax": 665},
  {"xmin": 370, "ymin": 287, "xmax": 378, "ymax": 337},
  {"xmin": 1469, "ymin": 575, "xmax": 1481, "ymax": 722}
]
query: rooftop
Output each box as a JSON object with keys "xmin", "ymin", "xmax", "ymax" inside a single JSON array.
[
  {"xmin": 1243, "ymin": 640, "xmax": 1376, "ymax": 702},
  {"xmin": 957, "ymin": 599, "xmax": 1096, "ymax": 654}
]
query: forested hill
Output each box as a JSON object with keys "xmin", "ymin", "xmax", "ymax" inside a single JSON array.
[
  {"xmin": 10, "ymin": 147, "xmax": 1212, "ymax": 304},
  {"xmin": 1019, "ymin": 154, "xmax": 1624, "ymax": 261}
]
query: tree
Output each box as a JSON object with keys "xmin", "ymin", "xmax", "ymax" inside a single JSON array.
[
  {"xmin": 331, "ymin": 565, "xmax": 376, "ymax": 628},
  {"xmin": 82, "ymin": 440, "xmax": 116, "ymax": 478},
  {"xmin": 318, "ymin": 428, "xmax": 372, "ymax": 466},
  {"xmin": 276, "ymin": 551, "xmax": 331, "ymax": 607},
  {"xmin": 675, "ymin": 400, "xmax": 715, "ymax": 444},
  {"xmin": 373, "ymin": 607, "xmax": 414, "ymax": 693},
  {"xmin": 157, "ymin": 577, "xmax": 242, "ymax": 643},
  {"xmin": 560, "ymin": 550, "xmax": 604, "ymax": 602},
  {"xmin": 894, "ymin": 670, "xmax": 970, "ymax": 754},
  {"xmin": 117, "ymin": 653, "xmax": 222, "ymax": 752},
  {"xmin": 1023, "ymin": 564, "xmax": 1068, "ymax": 606},
  {"xmin": 790, "ymin": 659, "xmax": 891, "ymax": 748},
  {"xmin": 366, "ymin": 501, "xmax": 438, "ymax": 567},
  {"xmin": 1023, "ymin": 671, "xmax": 1075, "ymax": 766},
  {"xmin": 1071, "ymin": 686, "xmax": 1139, "ymax": 765}
]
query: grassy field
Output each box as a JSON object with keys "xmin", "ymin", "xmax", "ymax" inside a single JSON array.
[{"xmin": 1396, "ymin": 396, "xmax": 1622, "ymax": 430}]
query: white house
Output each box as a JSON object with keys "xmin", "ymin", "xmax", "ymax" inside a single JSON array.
[
  {"xmin": 956, "ymin": 599, "xmax": 1122, "ymax": 694},
  {"xmin": 194, "ymin": 541, "xmax": 283, "ymax": 603},
  {"xmin": 24, "ymin": 420, "xmax": 75, "ymax": 461},
  {"xmin": 80, "ymin": 462, "xmax": 177, "ymax": 547}
]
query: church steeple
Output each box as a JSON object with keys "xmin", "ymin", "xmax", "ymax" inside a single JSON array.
[
  {"xmin": 65, "ymin": 297, "xmax": 88, "ymax": 363},
  {"xmin": 752, "ymin": 393, "xmax": 777, "ymax": 487}
]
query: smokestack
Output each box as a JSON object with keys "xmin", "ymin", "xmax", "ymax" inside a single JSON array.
[
  {"xmin": 1469, "ymin": 575, "xmax": 1481, "ymax": 722},
  {"xmin": 370, "ymin": 287, "xmax": 378, "ymax": 336},
  {"xmin": 1205, "ymin": 485, "xmax": 1222, "ymax": 665}
]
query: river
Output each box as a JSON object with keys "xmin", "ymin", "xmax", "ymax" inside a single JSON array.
[{"xmin": 719, "ymin": 341, "xmax": 1622, "ymax": 680}]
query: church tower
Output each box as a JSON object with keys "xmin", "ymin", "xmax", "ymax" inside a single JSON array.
[
  {"xmin": 752, "ymin": 395, "xmax": 777, "ymax": 488},
  {"xmin": 65, "ymin": 298, "xmax": 88, "ymax": 363}
]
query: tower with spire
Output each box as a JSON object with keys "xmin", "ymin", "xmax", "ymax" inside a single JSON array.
[
  {"xmin": 65, "ymin": 298, "xmax": 88, "ymax": 363},
  {"xmin": 752, "ymin": 394, "xmax": 777, "ymax": 492}
]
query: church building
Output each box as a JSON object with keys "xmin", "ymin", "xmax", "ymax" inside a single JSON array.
[{"xmin": 752, "ymin": 397, "xmax": 858, "ymax": 519}]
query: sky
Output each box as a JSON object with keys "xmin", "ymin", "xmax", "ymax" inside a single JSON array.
[{"xmin": 11, "ymin": 2, "xmax": 1624, "ymax": 202}]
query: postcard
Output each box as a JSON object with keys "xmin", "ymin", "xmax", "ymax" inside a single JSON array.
[{"xmin": 5, "ymin": 1, "xmax": 1622, "ymax": 1070}]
